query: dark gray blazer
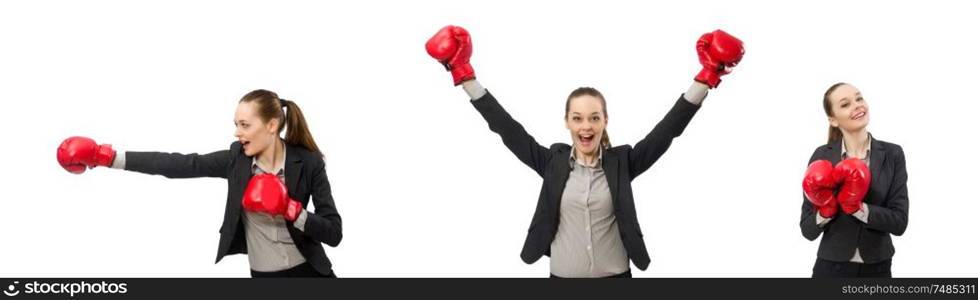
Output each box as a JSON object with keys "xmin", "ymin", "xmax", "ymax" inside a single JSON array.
[
  {"xmin": 124, "ymin": 141, "xmax": 342, "ymax": 275},
  {"xmin": 471, "ymin": 91, "xmax": 700, "ymax": 270},
  {"xmin": 800, "ymin": 136, "xmax": 909, "ymax": 263}
]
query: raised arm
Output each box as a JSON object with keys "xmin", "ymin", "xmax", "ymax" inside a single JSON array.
[{"xmin": 426, "ymin": 25, "xmax": 552, "ymax": 175}]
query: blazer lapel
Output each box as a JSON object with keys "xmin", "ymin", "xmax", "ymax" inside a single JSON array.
[
  {"xmin": 827, "ymin": 139, "xmax": 843, "ymax": 164},
  {"xmin": 601, "ymin": 149, "xmax": 621, "ymax": 210},
  {"xmin": 230, "ymin": 146, "xmax": 253, "ymax": 216},
  {"xmin": 284, "ymin": 143, "xmax": 304, "ymax": 197},
  {"xmin": 550, "ymin": 148, "xmax": 571, "ymax": 223},
  {"xmin": 869, "ymin": 136, "xmax": 886, "ymax": 189},
  {"xmin": 234, "ymin": 149, "xmax": 253, "ymax": 189}
]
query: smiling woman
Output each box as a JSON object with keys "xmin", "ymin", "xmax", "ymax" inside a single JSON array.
[
  {"xmin": 823, "ymin": 83, "xmax": 869, "ymax": 144},
  {"xmin": 800, "ymin": 82, "xmax": 909, "ymax": 278}
]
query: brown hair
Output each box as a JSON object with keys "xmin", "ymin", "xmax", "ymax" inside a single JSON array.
[
  {"xmin": 565, "ymin": 87, "xmax": 611, "ymax": 149},
  {"xmin": 239, "ymin": 89, "xmax": 323, "ymax": 156},
  {"xmin": 822, "ymin": 82, "xmax": 848, "ymax": 144}
]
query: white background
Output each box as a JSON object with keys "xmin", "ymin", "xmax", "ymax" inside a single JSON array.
[{"xmin": 1, "ymin": 0, "xmax": 975, "ymax": 277}]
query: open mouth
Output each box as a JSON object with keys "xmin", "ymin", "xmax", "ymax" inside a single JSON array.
[
  {"xmin": 851, "ymin": 110, "xmax": 866, "ymax": 120},
  {"xmin": 578, "ymin": 133, "xmax": 595, "ymax": 148},
  {"xmin": 241, "ymin": 140, "xmax": 252, "ymax": 150}
]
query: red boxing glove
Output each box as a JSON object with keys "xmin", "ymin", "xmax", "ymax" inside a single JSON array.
[
  {"xmin": 57, "ymin": 136, "xmax": 116, "ymax": 174},
  {"xmin": 802, "ymin": 160, "xmax": 838, "ymax": 218},
  {"xmin": 242, "ymin": 173, "xmax": 303, "ymax": 221},
  {"xmin": 833, "ymin": 158, "xmax": 870, "ymax": 215},
  {"xmin": 426, "ymin": 25, "xmax": 475, "ymax": 86},
  {"xmin": 694, "ymin": 29, "xmax": 745, "ymax": 88}
]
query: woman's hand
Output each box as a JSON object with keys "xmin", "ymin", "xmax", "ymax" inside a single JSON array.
[
  {"xmin": 242, "ymin": 173, "xmax": 303, "ymax": 222},
  {"xmin": 834, "ymin": 158, "xmax": 870, "ymax": 215},
  {"xmin": 694, "ymin": 29, "xmax": 745, "ymax": 88},
  {"xmin": 57, "ymin": 136, "xmax": 116, "ymax": 174},
  {"xmin": 426, "ymin": 25, "xmax": 476, "ymax": 86},
  {"xmin": 803, "ymin": 160, "xmax": 839, "ymax": 218}
]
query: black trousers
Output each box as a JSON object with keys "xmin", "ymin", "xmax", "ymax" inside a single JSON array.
[
  {"xmin": 250, "ymin": 262, "xmax": 336, "ymax": 278},
  {"xmin": 550, "ymin": 269, "xmax": 632, "ymax": 278},
  {"xmin": 812, "ymin": 258, "xmax": 892, "ymax": 278}
]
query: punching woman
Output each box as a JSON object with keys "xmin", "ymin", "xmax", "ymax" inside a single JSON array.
[
  {"xmin": 801, "ymin": 82, "xmax": 909, "ymax": 277},
  {"xmin": 425, "ymin": 25, "xmax": 744, "ymax": 278},
  {"xmin": 56, "ymin": 90, "xmax": 342, "ymax": 277}
]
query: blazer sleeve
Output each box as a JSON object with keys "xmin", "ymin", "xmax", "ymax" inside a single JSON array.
[
  {"xmin": 800, "ymin": 148, "xmax": 825, "ymax": 241},
  {"xmin": 296, "ymin": 159, "xmax": 343, "ymax": 247},
  {"xmin": 865, "ymin": 145, "xmax": 909, "ymax": 235},
  {"xmin": 470, "ymin": 91, "xmax": 552, "ymax": 177},
  {"xmin": 627, "ymin": 95, "xmax": 700, "ymax": 178},
  {"xmin": 124, "ymin": 147, "xmax": 232, "ymax": 179}
]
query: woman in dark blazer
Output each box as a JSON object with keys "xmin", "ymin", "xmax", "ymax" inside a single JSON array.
[
  {"xmin": 56, "ymin": 89, "xmax": 342, "ymax": 277},
  {"xmin": 800, "ymin": 82, "xmax": 909, "ymax": 277},
  {"xmin": 425, "ymin": 25, "xmax": 744, "ymax": 277}
]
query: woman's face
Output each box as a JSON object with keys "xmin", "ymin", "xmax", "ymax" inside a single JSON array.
[
  {"xmin": 565, "ymin": 95, "xmax": 607, "ymax": 156},
  {"xmin": 234, "ymin": 102, "xmax": 279, "ymax": 157},
  {"xmin": 827, "ymin": 84, "xmax": 870, "ymax": 133}
]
